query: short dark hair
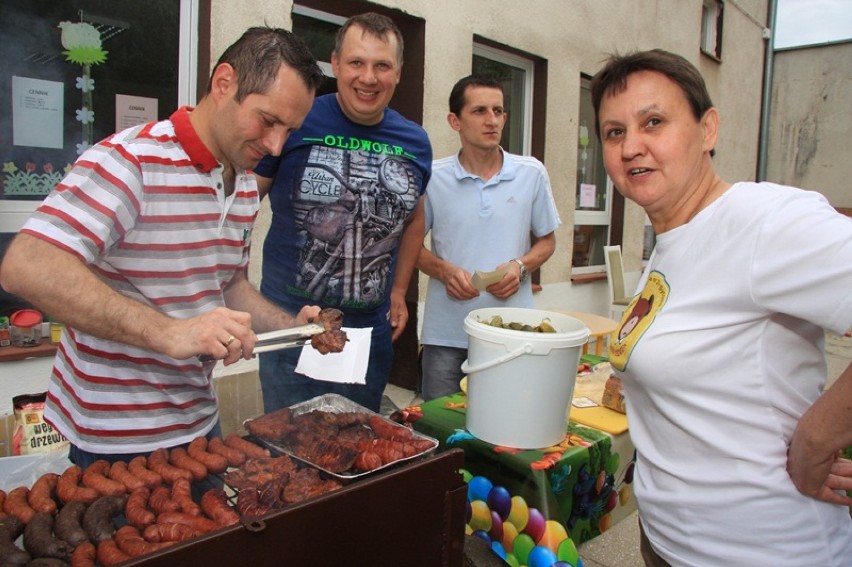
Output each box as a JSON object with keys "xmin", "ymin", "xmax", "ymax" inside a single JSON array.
[
  {"xmin": 334, "ymin": 12, "xmax": 404, "ymax": 66},
  {"xmin": 590, "ymin": 49, "xmax": 714, "ymax": 138},
  {"xmin": 448, "ymin": 75, "xmax": 504, "ymax": 115},
  {"xmin": 207, "ymin": 26, "xmax": 324, "ymax": 102}
]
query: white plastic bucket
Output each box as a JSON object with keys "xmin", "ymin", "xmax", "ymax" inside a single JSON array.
[{"xmin": 461, "ymin": 307, "xmax": 589, "ymax": 449}]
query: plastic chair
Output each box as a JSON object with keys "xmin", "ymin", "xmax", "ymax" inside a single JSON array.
[{"xmin": 604, "ymin": 245, "xmax": 631, "ymax": 320}]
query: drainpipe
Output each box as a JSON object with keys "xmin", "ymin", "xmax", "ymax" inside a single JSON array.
[{"xmin": 757, "ymin": 0, "xmax": 778, "ymax": 181}]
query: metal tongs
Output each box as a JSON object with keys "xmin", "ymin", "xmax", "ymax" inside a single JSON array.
[
  {"xmin": 252, "ymin": 323, "xmax": 326, "ymax": 354},
  {"xmin": 198, "ymin": 323, "xmax": 326, "ymax": 362}
]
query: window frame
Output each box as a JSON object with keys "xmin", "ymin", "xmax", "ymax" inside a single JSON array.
[
  {"xmin": 700, "ymin": 0, "xmax": 724, "ymax": 60},
  {"xmin": 472, "ymin": 43, "xmax": 534, "ymax": 156},
  {"xmin": 0, "ymin": 0, "xmax": 201, "ymax": 232},
  {"xmin": 291, "ymin": 4, "xmax": 347, "ymax": 80},
  {"xmin": 572, "ymin": 76, "xmax": 613, "ymax": 275}
]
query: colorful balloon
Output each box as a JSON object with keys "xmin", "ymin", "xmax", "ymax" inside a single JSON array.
[
  {"xmin": 469, "ymin": 499, "xmax": 493, "ymax": 532},
  {"xmin": 487, "ymin": 485, "xmax": 513, "ymax": 520},
  {"xmin": 524, "ymin": 507, "xmax": 546, "ymax": 542},
  {"xmin": 557, "ymin": 537, "xmax": 580, "ymax": 565},
  {"xmin": 507, "ymin": 496, "xmax": 530, "ymax": 531},
  {"xmin": 472, "ymin": 529, "xmax": 491, "ymax": 543},
  {"xmin": 489, "ymin": 510, "xmax": 504, "ymax": 542},
  {"xmin": 537, "ymin": 520, "xmax": 570, "ymax": 554},
  {"xmin": 490, "ymin": 541, "xmax": 507, "ymax": 560},
  {"xmin": 528, "ymin": 545, "xmax": 558, "ymax": 567},
  {"xmin": 512, "ymin": 533, "xmax": 536, "ymax": 565},
  {"xmin": 468, "ymin": 475, "xmax": 493, "ymax": 502},
  {"xmin": 502, "ymin": 520, "xmax": 520, "ymax": 553}
]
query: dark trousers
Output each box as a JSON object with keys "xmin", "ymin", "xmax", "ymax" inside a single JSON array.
[
  {"xmin": 639, "ymin": 518, "xmax": 672, "ymax": 567},
  {"xmin": 258, "ymin": 322, "xmax": 393, "ymax": 413}
]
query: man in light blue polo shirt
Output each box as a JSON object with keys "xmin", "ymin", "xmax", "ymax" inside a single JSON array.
[{"xmin": 417, "ymin": 75, "xmax": 561, "ymax": 400}]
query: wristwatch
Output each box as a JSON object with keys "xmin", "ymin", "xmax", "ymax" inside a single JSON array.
[{"xmin": 512, "ymin": 258, "xmax": 529, "ymax": 282}]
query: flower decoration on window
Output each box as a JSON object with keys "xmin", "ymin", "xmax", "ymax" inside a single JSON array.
[
  {"xmin": 2, "ymin": 161, "xmax": 65, "ymax": 196},
  {"xmin": 75, "ymin": 76, "xmax": 95, "ymax": 93},
  {"xmin": 75, "ymin": 107, "xmax": 95, "ymax": 125},
  {"xmin": 58, "ymin": 21, "xmax": 108, "ymax": 151}
]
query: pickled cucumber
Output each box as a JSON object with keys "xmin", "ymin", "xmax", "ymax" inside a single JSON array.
[{"xmin": 478, "ymin": 315, "xmax": 557, "ymax": 333}]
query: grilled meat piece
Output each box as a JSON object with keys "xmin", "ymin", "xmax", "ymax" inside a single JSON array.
[
  {"xmin": 313, "ymin": 308, "xmax": 344, "ymax": 331},
  {"xmin": 309, "ymin": 308, "xmax": 347, "ymax": 354},
  {"xmin": 244, "ymin": 407, "xmax": 293, "ymax": 439},
  {"xmin": 281, "ymin": 469, "xmax": 342, "ymax": 505},
  {"xmin": 311, "ymin": 329, "xmax": 348, "ymax": 354},
  {"xmin": 298, "ymin": 437, "xmax": 359, "ymax": 473},
  {"xmin": 223, "ymin": 456, "xmax": 297, "ymax": 491},
  {"xmin": 336, "ymin": 423, "xmax": 376, "ymax": 446}
]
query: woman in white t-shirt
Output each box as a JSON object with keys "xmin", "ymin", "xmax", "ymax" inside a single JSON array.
[{"xmin": 591, "ymin": 49, "xmax": 852, "ymax": 566}]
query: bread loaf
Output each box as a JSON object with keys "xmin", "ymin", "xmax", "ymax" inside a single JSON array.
[{"xmin": 600, "ymin": 375, "xmax": 626, "ymax": 414}]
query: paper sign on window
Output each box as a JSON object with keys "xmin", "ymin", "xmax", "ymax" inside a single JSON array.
[
  {"xmin": 12, "ymin": 76, "xmax": 64, "ymax": 149},
  {"xmin": 115, "ymin": 94, "xmax": 158, "ymax": 132},
  {"xmin": 579, "ymin": 183, "xmax": 597, "ymax": 208}
]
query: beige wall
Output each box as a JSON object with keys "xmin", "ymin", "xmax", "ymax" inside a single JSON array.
[
  {"xmin": 767, "ymin": 41, "xmax": 852, "ymax": 208},
  {"xmin": 223, "ymin": 0, "xmax": 770, "ymax": 286}
]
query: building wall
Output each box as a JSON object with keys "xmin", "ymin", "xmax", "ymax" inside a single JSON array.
[
  {"xmin": 767, "ymin": 40, "xmax": 852, "ymax": 207},
  {"xmin": 215, "ymin": 0, "xmax": 770, "ymax": 285}
]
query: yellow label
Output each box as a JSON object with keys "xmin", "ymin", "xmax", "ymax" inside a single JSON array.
[{"xmin": 609, "ymin": 271, "xmax": 669, "ymax": 371}]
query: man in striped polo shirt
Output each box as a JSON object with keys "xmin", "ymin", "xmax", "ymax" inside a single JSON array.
[{"xmin": 0, "ymin": 27, "xmax": 325, "ymax": 467}]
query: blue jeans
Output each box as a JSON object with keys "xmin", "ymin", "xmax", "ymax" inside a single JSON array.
[
  {"xmin": 259, "ymin": 322, "xmax": 392, "ymax": 413},
  {"xmin": 421, "ymin": 345, "xmax": 467, "ymax": 401}
]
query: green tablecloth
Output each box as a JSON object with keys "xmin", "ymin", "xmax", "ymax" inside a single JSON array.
[{"xmin": 397, "ymin": 392, "xmax": 636, "ymax": 566}]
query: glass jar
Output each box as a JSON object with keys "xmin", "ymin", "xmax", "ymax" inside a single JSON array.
[{"xmin": 10, "ymin": 309, "xmax": 43, "ymax": 348}]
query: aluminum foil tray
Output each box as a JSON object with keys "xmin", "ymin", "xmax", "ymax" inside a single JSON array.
[{"xmin": 245, "ymin": 393, "xmax": 438, "ymax": 481}]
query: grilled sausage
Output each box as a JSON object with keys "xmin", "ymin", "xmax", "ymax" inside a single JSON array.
[
  {"xmin": 2, "ymin": 487, "xmax": 36, "ymax": 524},
  {"xmin": 127, "ymin": 456, "xmax": 163, "ymax": 490},
  {"xmin": 56, "ymin": 466, "xmax": 99, "ymax": 505},
  {"xmin": 223, "ymin": 434, "xmax": 269, "ymax": 459},
  {"xmin": 27, "ymin": 473, "xmax": 59, "ymax": 515},
  {"xmin": 54, "ymin": 500, "xmax": 90, "ymax": 547},
  {"xmin": 81, "ymin": 461, "xmax": 126, "ymax": 497},
  {"xmin": 188, "ymin": 437, "xmax": 229, "ymax": 474},
  {"xmin": 147, "ymin": 449, "xmax": 193, "ymax": 485}
]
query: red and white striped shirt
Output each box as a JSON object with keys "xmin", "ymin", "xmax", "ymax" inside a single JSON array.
[{"xmin": 23, "ymin": 107, "xmax": 259, "ymax": 454}]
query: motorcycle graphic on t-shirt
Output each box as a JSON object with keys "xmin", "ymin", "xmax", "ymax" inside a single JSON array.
[{"xmin": 290, "ymin": 145, "xmax": 420, "ymax": 310}]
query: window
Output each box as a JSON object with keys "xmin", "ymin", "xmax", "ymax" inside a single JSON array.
[
  {"xmin": 0, "ymin": 0, "xmax": 199, "ymax": 314},
  {"xmin": 0, "ymin": 0, "xmax": 199, "ymax": 232},
  {"xmin": 291, "ymin": 5, "xmax": 345, "ymax": 97},
  {"xmin": 573, "ymin": 76, "xmax": 612, "ymax": 273},
  {"xmin": 291, "ymin": 1, "xmax": 426, "ymax": 124},
  {"xmin": 701, "ymin": 0, "xmax": 724, "ymax": 59},
  {"xmin": 472, "ymin": 44, "xmax": 534, "ymax": 155}
]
